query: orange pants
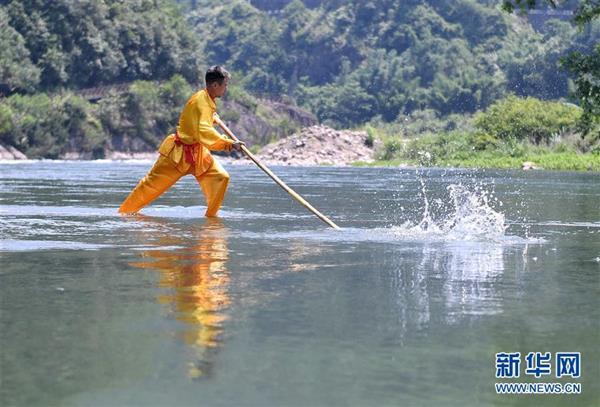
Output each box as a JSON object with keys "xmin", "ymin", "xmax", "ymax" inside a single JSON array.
[{"xmin": 119, "ymin": 155, "xmax": 230, "ymax": 217}]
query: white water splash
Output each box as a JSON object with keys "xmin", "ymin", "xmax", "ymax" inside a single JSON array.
[
  {"xmin": 390, "ymin": 183, "xmax": 507, "ymax": 242},
  {"xmin": 251, "ymin": 182, "xmax": 529, "ymax": 245}
]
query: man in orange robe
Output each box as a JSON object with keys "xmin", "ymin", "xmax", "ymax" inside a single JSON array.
[{"xmin": 119, "ymin": 66, "xmax": 243, "ymax": 217}]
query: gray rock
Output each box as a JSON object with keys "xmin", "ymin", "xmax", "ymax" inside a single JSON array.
[{"xmin": 0, "ymin": 145, "xmax": 27, "ymax": 160}]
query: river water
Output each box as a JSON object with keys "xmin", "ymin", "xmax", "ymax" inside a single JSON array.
[{"xmin": 1, "ymin": 160, "xmax": 598, "ymax": 406}]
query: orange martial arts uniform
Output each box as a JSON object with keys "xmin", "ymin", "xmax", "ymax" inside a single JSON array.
[{"xmin": 119, "ymin": 89, "xmax": 234, "ymax": 217}]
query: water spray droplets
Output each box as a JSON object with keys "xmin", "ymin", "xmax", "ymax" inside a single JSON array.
[{"xmin": 391, "ymin": 182, "xmax": 507, "ymax": 242}]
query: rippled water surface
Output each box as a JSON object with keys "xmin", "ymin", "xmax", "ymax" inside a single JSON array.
[{"xmin": 1, "ymin": 160, "xmax": 599, "ymax": 406}]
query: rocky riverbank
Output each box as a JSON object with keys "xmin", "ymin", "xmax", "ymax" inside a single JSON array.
[{"xmin": 255, "ymin": 125, "xmax": 376, "ymax": 166}]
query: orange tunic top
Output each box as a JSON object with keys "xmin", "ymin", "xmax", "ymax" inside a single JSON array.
[{"xmin": 158, "ymin": 89, "xmax": 233, "ymax": 176}]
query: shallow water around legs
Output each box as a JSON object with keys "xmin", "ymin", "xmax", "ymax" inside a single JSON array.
[{"xmin": 1, "ymin": 161, "xmax": 599, "ymax": 406}]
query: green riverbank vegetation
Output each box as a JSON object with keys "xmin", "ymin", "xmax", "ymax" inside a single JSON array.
[
  {"xmin": 363, "ymin": 96, "xmax": 599, "ymax": 171},
  {"xmin": 0, "ymin": 76, "xmax": 194, "ymax": 158}
]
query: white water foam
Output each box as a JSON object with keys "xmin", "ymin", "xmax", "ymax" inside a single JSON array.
[{"xmin": 389, "ymin": 183, "xmax": 508, "ymax": 242}]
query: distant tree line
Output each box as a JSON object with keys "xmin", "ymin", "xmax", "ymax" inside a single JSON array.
[{"xmin": 188, "ymin": 0, "xmax": 598, "ymax": 131}]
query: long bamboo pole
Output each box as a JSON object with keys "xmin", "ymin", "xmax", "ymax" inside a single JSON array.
[{"xmin": 214, "ymin": 115, "xmax": 340, "ymax": 229}]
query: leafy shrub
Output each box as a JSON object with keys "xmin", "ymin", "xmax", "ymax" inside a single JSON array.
[
  {"xmin": 470, "ymin": 132, "xmax": 499, "ymax": 151},
  {"xmin": 0, "ymin": 104, "xmax": 15, "ymax": 144},
  {"xmin": 380, "ymin": 137, "xmax": 404, "ymax": 161},
  {"xmin": 0, "ymin": 93, "xmax": 108, "ymax": 158},
  {"xmin": 125, "ymin": 81, "xmax": 165, "ymax": 146},
  {"xmin": 62, "ymin": 96, "xmax": 108, "ymax": 158},
  {"xmin": 364, "ymin": 125, "xmax": 377, "ymax": 147},
  {"xmin": 1, "ymin": 93, "xmax": 66, "ymax": 158},
  {"xmin": 159, "ymin": 75, "xmax": 193, "ymax": 113},
  {"xmin": 474, "ymin": 96, "xmax": 582, "ymax": 144}
]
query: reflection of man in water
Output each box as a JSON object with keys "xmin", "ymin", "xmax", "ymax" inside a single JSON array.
[{"xmin": 129, "ymin": 218, "xmax": 230, "ymax": 378}]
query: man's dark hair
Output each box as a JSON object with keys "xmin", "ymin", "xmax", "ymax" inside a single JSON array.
[{"xmin": 205, "ymin": 65, "xmax": 230, "ymax": 86}]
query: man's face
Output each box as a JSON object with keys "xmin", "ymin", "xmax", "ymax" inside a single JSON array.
[{"xmin": 213, "ymin": 78, "xmax": 229, "ymax": 98}]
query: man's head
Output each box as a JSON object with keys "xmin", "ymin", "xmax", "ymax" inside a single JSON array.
[{"xmin": 205, "ymin": 65, "xmax": 230, "ymax": 98}]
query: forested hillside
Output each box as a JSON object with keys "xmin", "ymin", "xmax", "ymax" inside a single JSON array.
[
  {"xmin": 1, "ymin": 0, "xmax": 202, "ymax": 93},
  {"xmin": 185, "ymin": 0, "xmax": 597, "ymax": 125},
  {"xmin": 0, "ymin": 0, "xmax": 598, "ymax": 163}
]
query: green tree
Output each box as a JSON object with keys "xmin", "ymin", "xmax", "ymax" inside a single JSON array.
[
  {"xmin": 563, "ymin": 43, "xmax": 600, "ymax": 136},
  {"xmin": 0, "ymin": 8, "xmax": 40, "ymax": 93},
  {"xmin": 97, "ymin": 75, "xmax": 193, "ymax": 151},
  {"xmin": 0, "ymin": 92, "xmax": 109, "ymax": 158},
  {"xmin": 2, "ymin": 0, "xmax": 202, "ymax": 92}
]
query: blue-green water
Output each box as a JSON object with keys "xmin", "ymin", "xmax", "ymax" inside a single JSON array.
[{"xmin": 1, "ymin": 160, "xmax": 599, "ymax": 406}]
